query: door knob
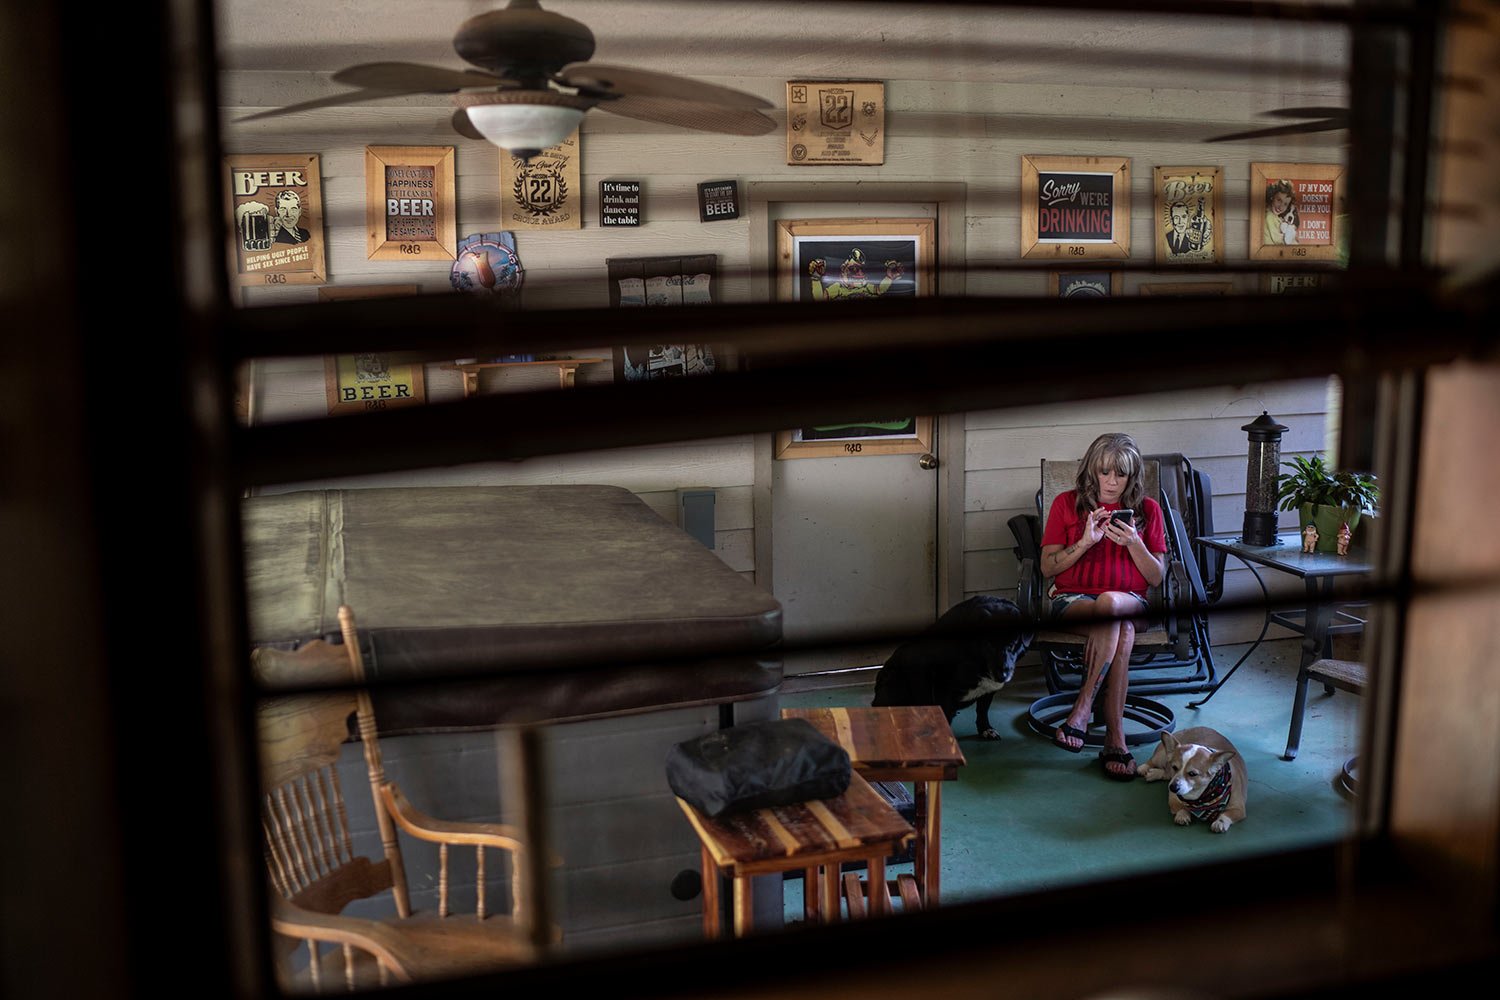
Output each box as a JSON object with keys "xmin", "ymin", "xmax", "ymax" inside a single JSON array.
[{"xmin": 918, "ymin": 453, "xmax": 939, "ymax": 471}]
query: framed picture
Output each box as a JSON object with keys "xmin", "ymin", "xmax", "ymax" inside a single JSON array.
[
  {"xmin": 773, "ymin": 217, "xmax": 935, "ymax": 458},
  {"xmin": 1048, "ymin": 271, "xmax": 1122, "ymax": 297},
  {"xmin": 1249, "ymin": 162, "xmax": 1346, "ymax": 262},
  {"xmin": 1139, "ymin": 282, "xmax": 1234, "ymax": 296},
  {"xmin": 607, "ymin": 255, "xmax": 719, "ymax": 381},
  {"xmin": 318, "ymin": 285, "xmax": 426, "ymax": 415},
  {"xmin": 225, "ymin": 153, "xmax": 326, "ymax": 286},
  {"xmin": 1020, "ymin": 155, "xmax": 1131, "ymax": 260},
  {"xmin": 364, "ymin": 146, "xmax": 457, "ymax": 261},
  {"xmin": 1153, "ymin": 166, "xmax": 1224, "ymax": 266}
]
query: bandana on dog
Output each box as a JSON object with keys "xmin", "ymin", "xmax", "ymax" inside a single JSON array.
[{"xmin": 1182, "ymin": 764, "xmax": 1234, "ymax": 823}]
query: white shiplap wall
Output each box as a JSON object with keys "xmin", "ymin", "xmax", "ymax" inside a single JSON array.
[{"xmin": 226, "ymin": 10, "xmax": 1346, "ymax": 634}]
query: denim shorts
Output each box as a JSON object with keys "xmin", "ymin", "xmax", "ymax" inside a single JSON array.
[{"xmin": 1049, "ymin": 591, "xmax": 1149, "ymax": 619}]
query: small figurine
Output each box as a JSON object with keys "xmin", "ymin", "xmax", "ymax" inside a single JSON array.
[
  {"xmin": 1337, "ymin": 522, "xmax": 1351, "ymax": 556},
  {"xmin": 1301, "ymin": 523, "xmax": 1319, "ymax": 554}
]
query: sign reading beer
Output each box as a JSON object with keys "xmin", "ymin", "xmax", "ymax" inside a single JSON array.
[
  {"xmin": 364, "ymin": 146, "xmax": 457, "ymax": 261},
  {"xmin": 1249, "ymin": 162, "xmax": 1346, "ymax": 263},
  {"xmin": 500, "ymin": 131, "xmax": 581, "ymax": 231},
  {"xmin": 786, "ymin": 80, "xmax": 885, "ymax": 165},
  {"xmin": 1153, "ymin": 166, "xmax": 1224, "ymax": 267},
  {"xmin": 1020, "ymin": 155, "xmax": 1131, "ymax": 261},
  {"xmin": 317, "ymin": 285, "xmax": 425, "ymax": 416},
  {"xmin": 599, "ymin": 180, "xmax": 641, "ymax": 227},
  {"xmin": 225, "ymin": 153, "xmax": 326, "ymax": 285},
  {"xmin": 697, "ymin": 180, "xmax": 740, "ymax": 222}
]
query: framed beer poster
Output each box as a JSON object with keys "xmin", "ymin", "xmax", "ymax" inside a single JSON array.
[
  {"xmin": 1021, "ymin": 155, "xmax": 1131, "ymax": 260},
  {"xmin": 226, "ymin": 153, "xmax": 326, "ymax": 286},
  {"xmin": 772, "ymin": 217, "xmax": 934, "ymax": 459},
  {"xmin": 1153, "ymin": 166, "xmax": 1224, "ymax": 266},
  {"xmin": 500, "ymin": 130, "xmax": 581, "ymax": 231},
  {"xmin": 318, "ymin": 285, "xmax": 426, "ymax": 416},
  {"xmin": 364, "ymin": 146, "xmax": 457, "ymax": 261},
  {"xmin": 1048, "ymin": 271, "xmax": 1122, "ymax": 297},
  {"xmin": 1249, "ymin": 162, "xmax": 1345, "ymax": 262}
]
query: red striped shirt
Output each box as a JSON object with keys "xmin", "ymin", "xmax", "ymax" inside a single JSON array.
[{"xmin": 1039, "ymin": 491, "xmax": 1167, "ymax": 595}]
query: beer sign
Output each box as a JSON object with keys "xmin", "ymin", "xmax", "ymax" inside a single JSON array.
[
  {"xmin": 364, "ymin": 146, "xmax": 457, "ymax": 261},
  {"xmin": 1153, "ymin": 166, "xmax": 1224, "ymax": 267},
  {"xmin": 786, "ymin": 81, "xmax": 885, "ymax": 165},
  {"xmin": 226, "ymin": 153, "xmax": 326, "ymax": 285},
  {"xmin": 1020, "ymin": 155, "xmax": 1131, "ymax": 261},
  {"xmin": 317, "ymin": 286, "xmax": 426, "ymax": 417},
  {"xmin": 500, "ymin": 131, "xmax": 581, "ymax": 231}
]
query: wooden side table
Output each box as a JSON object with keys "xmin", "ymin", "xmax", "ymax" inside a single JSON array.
[
  {"xmin": 781, "ymin": 705, "xmax": 965, "ymax": 906},
  {"xmin": 675, "ymin": 771, "xmax": 914, "ymax": 938}
]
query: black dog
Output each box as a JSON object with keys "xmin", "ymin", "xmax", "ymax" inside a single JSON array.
[{"xmin": 871, "ymin": 595, "xmax": 1034, "ymax": 740}]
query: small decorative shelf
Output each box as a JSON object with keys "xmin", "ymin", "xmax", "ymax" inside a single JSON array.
[{"xmin": 446, "ymin": 357, "xmax": 606, "ymax": 395}]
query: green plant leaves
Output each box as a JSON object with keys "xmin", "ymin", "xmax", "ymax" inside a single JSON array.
[{"xmin": 1275, "ymin": 454, "xmax": 1380, "ymax": 513}]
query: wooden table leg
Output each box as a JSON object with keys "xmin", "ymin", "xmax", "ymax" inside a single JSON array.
[
  {"xmin": 820, "ymin": 864, "xmax": 841, "ymax": 923},
  {"xmin": 867, "ymin": 858, "xmax": 888, "ymax": 916},
  {"xmin": 913, "ymin": 780, "xmax": 928, "ymax": 896},
  {"xmin": 732, "ymin": 876, "xmax": 754, "ymax": 938},
  {"xmin": 924, "ymin": 780, "xmax": 942, "ymax": 906},
  {"xmin": 701, "ymin": 845, "xmax": 720, "ymax": 939},
  {"xmin": 803, "ymin": 867, "xmax": 819, "ymax": 923}
]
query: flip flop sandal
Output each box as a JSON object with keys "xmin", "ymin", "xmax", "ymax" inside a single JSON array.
[
  {"xmin": 1052, "ymin": 723, "xmax": 1087, "ymax": 754},
  {"xmin": 1099, "ymin": 748, "xmax": 1138, "ymax": 781}
]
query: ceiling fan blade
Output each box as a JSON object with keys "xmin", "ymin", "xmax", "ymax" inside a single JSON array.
[
  {"xmin": 450, "ymin": 108, "xmax": 484, "ymax": 141},
  {"xmin": 1205, "ymin": 119, "xmax": 1346, "ymax": 143},
  {"xmin": 1262, "ymin": 106, "xmax": 1350, "ymax": 120},
  {"xmin": 236, "ymin": 89, "xmax": 421, "ymax": 123},
  {"xmin": 592, "ymin": 94, "xmax": 776, "ymax": 136},
  {"xmin": 332, "ymin": 61, "xmax": 509, "ymax": 92},
  {"xmin": 556, "ymin": 63, "xmax": 771, "ymax": 109}
]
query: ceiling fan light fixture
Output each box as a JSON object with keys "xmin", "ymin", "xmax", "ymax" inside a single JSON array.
[{"xmin": 456, "ymin": 91, "xmax": 593, "ymax": 155}]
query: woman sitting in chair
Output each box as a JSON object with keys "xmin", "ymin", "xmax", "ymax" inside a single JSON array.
[{"xmin": 1041, "ymin": 432, "xmax": 1168, "ymax": 779}]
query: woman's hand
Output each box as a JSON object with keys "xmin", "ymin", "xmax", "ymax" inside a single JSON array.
[
  {"xmin": 1103, "ymin": 513, "xmax": 1141, "ymax": 549},
  {"xmin": 1081, "ymin": 507, "xmax": 1109, "ymax": 547}
]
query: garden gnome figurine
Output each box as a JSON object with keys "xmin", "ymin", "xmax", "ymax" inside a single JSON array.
[
  {"xmin": 1302, "ymin": 523, "xmax": 1319, "ymax": 554},
  {"xmin": 1337, "ymin": 522, "xmax": 1351, "ymax": 556}
]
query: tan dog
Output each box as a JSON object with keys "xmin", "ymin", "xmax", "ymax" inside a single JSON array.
[{"xmin": 1138, "ymin": 726, "xmax": 1247, "ymax": 833}]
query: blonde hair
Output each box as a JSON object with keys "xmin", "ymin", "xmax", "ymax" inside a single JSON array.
[{"xmin": 1074, "ymin": 433, "xmax": 1146, "ymax": 516}]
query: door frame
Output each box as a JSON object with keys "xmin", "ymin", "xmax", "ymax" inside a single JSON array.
[{"xmin": 747, "ymin": 182, "xmax": 968, "ymax": 621}]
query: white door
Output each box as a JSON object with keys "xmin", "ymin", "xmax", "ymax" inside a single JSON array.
[{"xmin": 768, "ymin": 200, "xmax": 941, "ymax": 675}]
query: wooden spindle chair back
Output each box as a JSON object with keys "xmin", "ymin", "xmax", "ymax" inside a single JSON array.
[{"xmin": 253, "ymin": 606, "xmax": 548, "ymax": 992}]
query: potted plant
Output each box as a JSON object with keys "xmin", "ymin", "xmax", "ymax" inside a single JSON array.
[{"xmin": 1275, "ymin": 455, "xmax": 1380, "ymax": 553}]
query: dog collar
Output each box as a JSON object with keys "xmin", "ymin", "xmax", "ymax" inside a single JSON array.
[{"xmin": 1182, "ymin": 764, "xmax": 1234, "ymax": 823}]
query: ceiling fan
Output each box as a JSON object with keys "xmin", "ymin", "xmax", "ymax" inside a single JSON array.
[
  {"xmin": 1205, "ymin": 107, "xmax": 1349, "ymax": 143},
  {"xmin": 237, "ymin": 0, "xmax": 777, "ymax": 158}
]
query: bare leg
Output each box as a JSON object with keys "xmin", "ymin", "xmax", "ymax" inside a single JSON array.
[
  {"xmin": 1053, "ymin": 599, "xmax": 1121, "ymax": 750},
  {"xmin": 1095, "ymin": 593, "xmax": 1141, "ymax": 777}
]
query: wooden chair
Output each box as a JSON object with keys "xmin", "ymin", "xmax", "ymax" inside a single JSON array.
[{"xmin": 253, "ymin": 605, "xmax": 553, "ymax": 992}]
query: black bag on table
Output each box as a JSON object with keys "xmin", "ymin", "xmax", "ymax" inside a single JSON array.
[{"xmin": 666, "ymin": 718, "xmax": 852, "ymax": 818}]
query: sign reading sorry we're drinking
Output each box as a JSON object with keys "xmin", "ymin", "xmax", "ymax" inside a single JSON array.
[
  {"xmin": 1036, "ymin": 172, "xmax": 1115, "ymax": 242},
  {"xmin": 1021, "ymin": 155, "xmax": 1132, "ymax": 260}
]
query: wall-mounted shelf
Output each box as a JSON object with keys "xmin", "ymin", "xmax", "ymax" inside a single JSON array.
[{"xmin": 446, "ymin": 357, "xmax": 606, "ymax": 395}]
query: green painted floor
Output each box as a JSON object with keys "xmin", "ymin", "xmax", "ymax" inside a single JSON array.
[{"xmin": 777, "ymin": 637, "xmax": 1362, "ymax": 919}]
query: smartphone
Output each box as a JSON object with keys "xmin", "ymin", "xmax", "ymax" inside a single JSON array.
[{"xmin": 1109, "ymin": 509, "xmax": 1134, "ymax": 525}]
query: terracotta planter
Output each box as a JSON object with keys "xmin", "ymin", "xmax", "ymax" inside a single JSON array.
[{"xmin": 1298, "ymin": 502, "xmax": 1362, "ymax": 553}]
